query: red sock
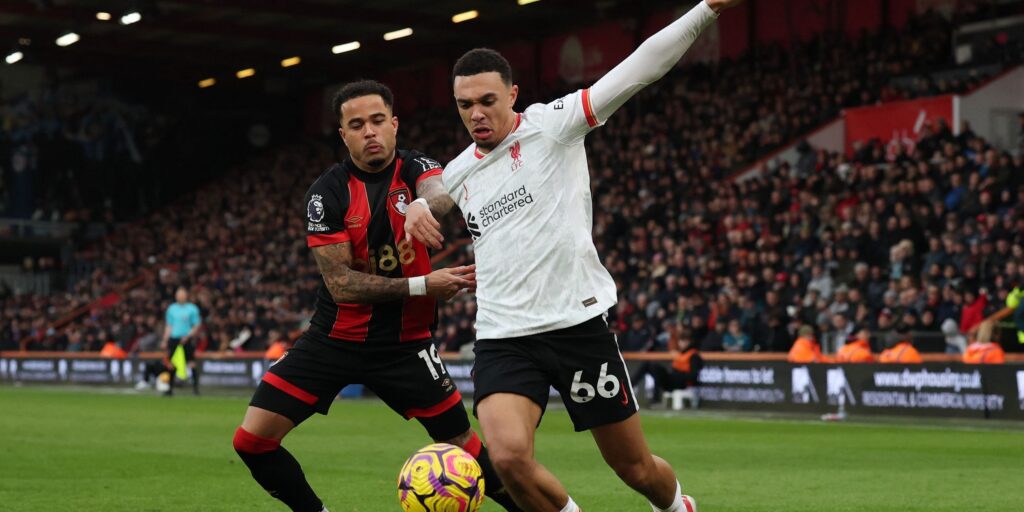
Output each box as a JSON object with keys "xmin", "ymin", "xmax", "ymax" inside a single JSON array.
[{"xmin": 461, "ymin": 431, "xmax": 482, "ymax": 458}]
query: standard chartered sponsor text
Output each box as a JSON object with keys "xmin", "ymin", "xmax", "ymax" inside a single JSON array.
[
  {"xmin": 479, "ymin": 185, "xmax": 534, "ymax": 228},
  {"xmin": 872, "ymin": 368, "xmax": 981, "ymax": 391}
]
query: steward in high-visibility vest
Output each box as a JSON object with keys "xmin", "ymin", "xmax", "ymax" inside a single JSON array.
[
  {"xmin": 879, "ymin": 341, "xmax": 922, "ymax": 363},
  {"xmin": 630, "ymin": 330, "xmax": 703, "ymax": 404},
  {"xmin": 879, "ymin": 329, "xmax": 923, "ymax": 363},
  {"xmin": 835, "ymin": 330, "xmax": 874, "ymax": 363},
  {"xmin": 670, "ymin": 346, "xmax": 701, "ymax": 385},
  {"xmin": 265, "ymin": 340, "xmax": 288, "ymax": 362},
  {"xmin": 99, "ymin": 341, "xmax": 127, "ymax": 359},
  {"xmin": 788, "ymin": 325, "xmax": 829, "ymax": 363},
  {"xmin": 963, "ymin": 339, "xmax": 1005, "ymax": 364}
]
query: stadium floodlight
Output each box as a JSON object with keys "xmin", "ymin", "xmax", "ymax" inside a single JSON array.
[
  {"xmin": 383, "ymin": 28, "xmax": 413, "ymax": 41},
  {"xmin": 332, "ymin": 41, "xmax": 360, "ymax": 54},
  {"xmin": 120, "ymin": 11, "xmax": 142, "ymax": 25},
  {"xmin": 281, "ymin": 56, "xmax": 301, "ymax": 68},
  {"xmin": 452, "ymin": 10, "xmax": 479, "ymax": 23},
  {"xmin": 517, "ymin": 0, "xmax": 541, "ymax": 5},
  {"xmin": 96, "ymin": 12, "xmax": 112, "ymax": 21},
  {"xmin": 55, "ymin": 32, "xmax": 80, "ymax": 47},
  {"xmin": 5, "ymin": 51, "xmax": 23, "ymax": 64},
  {"xmin": 198, "ymin": 78, "xmax": 216, "ymax": 88},
  {"xmin": 236, "ymin": 68, "xmax": 255, "ymax": 79}
]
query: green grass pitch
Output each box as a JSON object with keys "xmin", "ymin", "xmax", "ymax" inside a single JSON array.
[{"xmin": 1, "ymin": 386, "xmax": 1021, "ymax": 511}]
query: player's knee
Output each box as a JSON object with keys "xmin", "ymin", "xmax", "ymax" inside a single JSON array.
[
  {"xmin": 233, "ymin": 426, "xmax": 281, "ymax": 455},
  {"xmin": 232, "ymin": 426, "xmax": 250, "ymax": 453},
  {"xmin": 240, "ymin": 406, "xmax": 296, "ymax": 441}
]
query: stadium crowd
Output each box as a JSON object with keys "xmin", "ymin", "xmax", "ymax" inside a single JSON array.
[
  {"xmin": 436, "ymin": 6, "xmax": 1024, "ymax": 354},
  {"xmin": 436, "ymin": 116, "xmax": 1024, "ymax": 355},
  {"xmin": 2, "ymin": 4, "xmax": 1022, "ymax": 357},
  {"xmin": 1, "ymin": 144, "xmax": 333, "ymax": 352},
  {"xmin": 0, "ymin": 88, "xmax": 171, "ymax": 222}
]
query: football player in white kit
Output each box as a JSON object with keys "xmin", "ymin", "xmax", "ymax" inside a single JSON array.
[{"xmin": 404, "ymin": 1, "xmax": 743, "ymax": 510}]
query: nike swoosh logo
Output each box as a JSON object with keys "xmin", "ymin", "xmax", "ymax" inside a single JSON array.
[{"xmin": 620, "ymin": 386, "xmax": 630, "ymax": 406}]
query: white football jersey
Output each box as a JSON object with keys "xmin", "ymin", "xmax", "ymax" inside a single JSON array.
[{"xmin": 443, "ymin": 89, "xmax": 617, "ymax": 340}]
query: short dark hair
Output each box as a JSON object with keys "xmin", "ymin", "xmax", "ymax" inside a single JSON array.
[
  {"xmin": 452, "ymin": 48, "xmax": 512, "ymax": 85},
  {"xmin": 331, "ymin": 80, "xmax": 394, "ymax": 122}
]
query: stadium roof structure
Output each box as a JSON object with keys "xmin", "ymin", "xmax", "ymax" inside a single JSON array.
[{"xmin": 0, "ymin": 0, "xmax": 679, "ymax": 86}]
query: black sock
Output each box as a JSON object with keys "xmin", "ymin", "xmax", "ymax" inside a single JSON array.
[
  {"xmin": 475, "ymin": 445, "xmax": 523, "ymax": 511},
  {"xmin": 191, "ymin": 367, "xmax": 200, "ymax": 394},
  {"xmin": 234, "ymin": 429, "xmax": 323, "ymax": 512}
]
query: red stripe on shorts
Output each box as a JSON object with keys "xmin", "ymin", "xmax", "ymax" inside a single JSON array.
[
  {"xmin": 404, "ymin": 390, "xmax": 463, "ymax": 419},
  {"xmin": 262, "ymin": 372, "xmax": 318, "ymax": 405}
]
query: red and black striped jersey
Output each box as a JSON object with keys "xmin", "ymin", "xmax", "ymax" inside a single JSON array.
[{"xmin": 304, "ymin": 149, "xmax": 443, "ymax": 344}]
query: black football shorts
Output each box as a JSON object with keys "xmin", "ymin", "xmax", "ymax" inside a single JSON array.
[
  {"xmin": 472, "ymin": 314, "xmax": 639, "ymax": 432},
  {"xmin": 250, "ymin": 334, "xmax": 463, "ymax": 428}
]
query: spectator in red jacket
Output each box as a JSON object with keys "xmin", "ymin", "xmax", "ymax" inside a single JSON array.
[{"xmin": 960, "ymin": 288, "xmax": 988, "ymax": 334}]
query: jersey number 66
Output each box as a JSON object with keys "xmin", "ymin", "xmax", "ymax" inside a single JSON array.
[{"xmin": 569, "ymin": 363, "xmax": 621, "ymax": 404}]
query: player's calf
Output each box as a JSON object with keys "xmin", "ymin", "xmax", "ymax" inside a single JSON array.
[
  {"xmin": 608, "ymin": 454, "xmax": 661, "ymax": 496},
  {"xmin": 234, "ymin": 406, "xmax": 323, "ymax": 512},
  {"xmin": 484, "ymin": 444, "xmax": 534, "ymax": 490},
  {"xmin": 592, "ymin": 416, "xmax": 690, "ymax": 511},
  {"xmin": 443, "ymin": 429, "xmax": 524, "ymax": 511},
  {"xmin": 420, "ymin": 405, "xmax": 524, "ymax": 511},
  {"xmin": 607, "ymin": 453, "xmax": 690, "ymax": 511}
]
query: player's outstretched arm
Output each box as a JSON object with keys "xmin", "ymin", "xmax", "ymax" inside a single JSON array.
[
  {"xmin": 312, "ymin": 242, "xmax": 474, "ymax": 303},
  {"xmin": 405, "ymin": 175, "xmax": 453, "ymax": 250},
  {"xmin": 588, "ymin": 0, "xmax": 742, "ymax": 122}
]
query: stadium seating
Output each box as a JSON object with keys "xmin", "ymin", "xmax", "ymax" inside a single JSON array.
[{"xmin": 3, "ymin": 5, "xmax": 1022, "ymax": 358}]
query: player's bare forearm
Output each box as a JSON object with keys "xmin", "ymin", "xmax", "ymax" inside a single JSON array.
[
  {"xmin": 416, "ymin": 176, "xmax": 455, "ymax": 217},
  {"xmin": 311, "ymin": 242, "xmax": 408, "ymax": 303}
]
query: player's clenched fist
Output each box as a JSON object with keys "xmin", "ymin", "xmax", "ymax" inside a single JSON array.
[
  {"xmin": 405, "ymin": 200, "xmax": 444, "ymax": 250},
  {"xmin": 425, "ymin": 264, "xmax": 476, "ymax": 300}
]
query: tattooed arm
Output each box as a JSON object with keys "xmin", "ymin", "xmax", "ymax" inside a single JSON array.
[
  {"xmin": 405, "ymin": 175, "xmax": 453, "ymax": 250},
  {"xmin": 312, "ymin": 241, "xmax": 476, "ymax": 303},
  {"xmin": 311, "ymin": 242, "xmax": 409, "ymax": 303},
  {"xmin": 416, "ymin": 175, "xmax": 455, "ymax": 217}
]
